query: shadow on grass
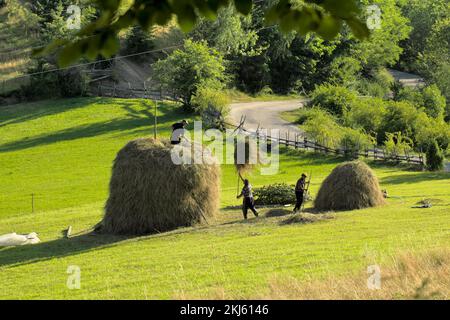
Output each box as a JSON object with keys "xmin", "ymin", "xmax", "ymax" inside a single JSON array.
[
  {"xmin": 381, "ymin": 172, "xmax": 450, "ymax": 185},
  {"xmin": 0, "ymin": 97, "xmax": 99, "ymax": 129},
  {"xmin": 0, "ymin": 101, "xmax": 187, "ymax": 153},
  {"xmin": 0, "ymin": 233, "xmax": 128, "ymax": 268}
]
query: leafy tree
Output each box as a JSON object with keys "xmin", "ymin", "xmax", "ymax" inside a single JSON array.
[
  {"xmin": 421, "ymin": 84, "xmax": 446, "ymax": 119},
  {"xmin": 344, "ymin": 97, "xmax": 386, "ymax": 134},
  {"xmin": 308, "ymin": 84, "xmax": 357, "ymax": 116},
  {"xmin": 398, "ymin": 0, "xmax": 447, "ymax": 72},
  {"xmin": 190, "ymin": 4, "xmax": 258, "ymax": 57},
  {"xmin": 153, "ymin": 40, "xmax": 226, "ymax": 109},
  {"xmin": 426, "ymin": 140, "xmax": 444, "ymax": 171},
  {"xmin": 418, "ymin": 15, "xmax": 450, "ymax": 113},
  {"xmin": 37, "ymin": 0, "xmax": 371, "ymax": 67},
  {"xmin": 121, "ymin": 26, "xmax": 155, "ymax": 59},
  {"xmin": 377, "ymin": 101, "xmax": 419, "ymax": 144},
  {"xmin": 352, "ymin": 0, "xmax": 411, "ymax": 71}
]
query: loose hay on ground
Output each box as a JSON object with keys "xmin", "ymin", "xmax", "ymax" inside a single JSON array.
[{"xmin": 280, "ymin": 213, "xmax": 335, "ymax": 225}]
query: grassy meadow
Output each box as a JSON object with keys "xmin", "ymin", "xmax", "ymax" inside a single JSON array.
[{"xmin": 0, "ymin": 97, "xmax": 449, "ymax": 299}]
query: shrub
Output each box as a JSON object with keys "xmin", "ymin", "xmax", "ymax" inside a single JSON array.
[
  {"xmin": 328, "ymin": 56, "xmax": 362, "ymax": 88},
  {"xmin": 20, "ymin": 58, "xmax": 88, "ymax": 99},
  {"xmin": 191, "ymin": 86, "xmax": 231, "ymax": 130},
  {"xmin": 415, "ymin": 114, "xmax": 450, "ymax": 151},
  {"xmin": 295, "ymin": 107, "xmax": 332, "ymax": 125},
  {"xmin": 308, "ymin": 84, "xmax": 357, "ymax": 116},
  {"xmin": 340, "ymin": 127, "xmax": 375, "ymax": 154},
  {"xmin": 421, "ymin": 84, "xmax": 446, "ymax": 119},
  {"xmin": 426, "ymin": 140, "xmax": 444, "ymax": 171},
  {"xmin": 303, "ymin": 110, "xmax": 342, "ymax": 148},
  {"xmin": 344, "ymin": 97, "xmax": 386, "ymax": 134},
  {"xmin": 383, "ymin": 132, "xmax": 414, "ymax": 158},
  {"xmin": 254, "ymin": 183, "xmax": 296, "ymax": 206},
  {"xmin": 356, "ymin": 68, "xmax": 393, "ymax": 98},
  {"xmin": 121, "ymin": 26, "xmax": 155, "ymax": 60},
  {"xmin": 377, "ymin": 101, "xmax": 420, "ymax": 144}
]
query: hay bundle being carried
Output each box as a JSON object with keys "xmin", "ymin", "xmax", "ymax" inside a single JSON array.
[
  {"xmin": 98, "ymin": 138, "xmax": 220, "ymax": 235},
  {"xmin": 314, "ymin": 161, "xmax": 385, "ymax": 211},
  {"xmin": 234, "ymin": 134, "xmax": 258, "ymax": 175}
]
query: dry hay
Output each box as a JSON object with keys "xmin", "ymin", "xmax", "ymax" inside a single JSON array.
[
  {"xmin": 234, "ymin": 134, "xmax": 258, "ymax": 174},
  {"xmin": 280, "ymin": 212, "xmax": 335, "ymax": 225},
  {"xmin": 98, "ymin": 138, "xmax": 220, "ymax": 235},
  {"xmin": 265, "ymin": 208, "xmax": 292, "ymax": 218},
  {"xmin": 314, "ymin": 161, "xmax": 385, "ymax": 212}
]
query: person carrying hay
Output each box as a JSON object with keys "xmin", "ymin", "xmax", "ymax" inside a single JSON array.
[
  {"xmin": 237, "ymin": 179, "xmax": 259, "ymax": 220},
  {"xmin": 170, "ymin": 119, "xmax": 189, "ymax": 145},
  {"xmin": 293, "ymin": 173, "xmax": 307, "ymax": 213}
]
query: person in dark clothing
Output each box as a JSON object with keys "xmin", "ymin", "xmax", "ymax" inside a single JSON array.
[
  {"xmin": 170, "ymin": 120, "xmax": 189, "ymax": 144},
  {"xmin": 293, "ymin": 173, "xmax": 307, "ymax": 212},
  {"xmin": 237, "ymin": 179, "xmax": 259, "ymax": 219}
]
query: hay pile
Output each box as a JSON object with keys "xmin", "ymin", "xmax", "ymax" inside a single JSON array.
[
  {"xmin": 314, "ymin": 161, "xmax": 385, "ymax": 211},
  {"xmin": 98, "ymin": 138, "xmax": 220, "ymax": 235}
]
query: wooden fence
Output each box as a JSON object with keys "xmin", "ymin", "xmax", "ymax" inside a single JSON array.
[
  {"xmin": 92, "ymin": 81, "xmax": 179, "ymax": 102},
  {"xmin": 228, "ymin": 122, "xmax": 425, "ymax": 166}
]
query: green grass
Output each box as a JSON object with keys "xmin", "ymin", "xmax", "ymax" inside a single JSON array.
[{"xmin": 0, "ymin": 97, "xmax": 449, "ymax": 299}]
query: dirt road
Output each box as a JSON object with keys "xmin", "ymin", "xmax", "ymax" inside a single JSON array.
[{"xmin": 229, "ymin": 99, "xmax": 305, "ymax": 139}]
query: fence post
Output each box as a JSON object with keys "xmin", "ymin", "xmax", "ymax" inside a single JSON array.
[{"xmin": 154, "ymin": 100, "xmax": 158, "ymax": 139}]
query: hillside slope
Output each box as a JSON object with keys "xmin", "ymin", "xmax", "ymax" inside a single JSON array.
[{"xmin": 0, "ymin": 97, "xmax": 449, "ymax": 299}]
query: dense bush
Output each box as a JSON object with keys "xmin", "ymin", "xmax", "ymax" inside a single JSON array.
[
  {"xmin": 394, "ymin": 84, "xmax": 446, "ymax": 119},
  {"xmin": 191, "ymin": 86, "xmax": 231, "ymax": 130},
  {"xmin": 383, "ymin": 132, "xmax": 414, "ymax": 158},
  {"xmin": 308, "ymin": 84, "xmax": 357, "ymax": 116},
  {"xmin": 20, "ymin": 59, "xmax": 88, "ymax": 99},
  {"xmin": 344, "ymin": 97, "xmax": 386, "ymax": 134},
  {"xmin": 357, "ymin": 68, "xmax": 394, "ymax": 98},
  {"xmin": 328, "ymin": 56, "xmax": 362, "ymax": 88},
  {"xmin": 426, "ymin": 140, "xmax": 444, "ymax": 171},
  {"xmin": 421, "ymin": 84, "xmax": 446, "ymax": 119},
  {"xmin": 415, "ymin": 113, "xmax": 450, "ymax": 151},
  {"xmin": 376, "ymin": 101, "xmax": 419, "ymax": 144},
  {"xmin": 303, "ymin": 110, "xmax": 342, "ymax": 148},
  {"xmin": 254, "ymin": 183, "xmax": 296, "ymax": 206},
  {"xmin": 340, "ymin": 127, "xmax": 376, "ymax": 154},
  {"xmin": 121, "ymin": 26, "xmax": 155, "ymax": 60},
  {"xmin": 295, "ymin": 107, "xmax": 332, "ymax": 125}
]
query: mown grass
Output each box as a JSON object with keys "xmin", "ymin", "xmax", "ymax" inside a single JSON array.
[{"xmin": 0, "ymin": 97, "xmax": 449, "ymax": 299}]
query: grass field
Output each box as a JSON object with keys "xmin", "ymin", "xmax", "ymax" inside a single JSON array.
[{"xmin": 0, "ymin": 97, "xmax": 449, "ymax": 299}]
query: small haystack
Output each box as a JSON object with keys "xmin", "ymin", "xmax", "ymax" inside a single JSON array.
[
  {"xmin": 98, "ymin": 138, "xmax": 220, "ymax": 235},
  {"xmin": 314, "ymin": 161, "xmax": 385, "ymax": 211}
]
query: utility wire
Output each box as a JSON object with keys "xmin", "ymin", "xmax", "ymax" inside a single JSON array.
[{"xmin": 5, "ymin": 44, "xmax": 183, "ymax": 81}]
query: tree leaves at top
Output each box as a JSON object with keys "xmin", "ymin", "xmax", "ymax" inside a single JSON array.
[{"xmin": 35, "ymin": 0, "xmax": 370, "ymax": 67}]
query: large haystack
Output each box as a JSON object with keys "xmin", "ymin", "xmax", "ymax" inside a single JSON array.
[
  {"xmin": 99, "ymin": 138, "xmax": 220, "ymax": 235},
  {"xmin": 314, "ymin": 161, "xmax": 385, "ymax": 211}
]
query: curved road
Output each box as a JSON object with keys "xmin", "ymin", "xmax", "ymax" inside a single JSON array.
[{"xmin": 229, "ymin": 99, "xmax": 305, "ymax": 139}]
